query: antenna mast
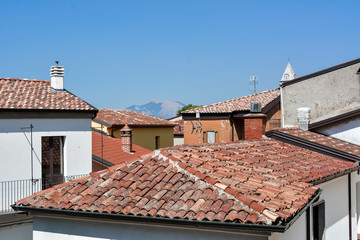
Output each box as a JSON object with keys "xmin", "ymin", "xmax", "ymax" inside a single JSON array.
[{"xmin": 249, "ymin": 76, "xmax": 258, "ymax": 94}]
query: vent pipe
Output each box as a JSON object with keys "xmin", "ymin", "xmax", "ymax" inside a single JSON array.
[
  {"xmin": 297, "ymin": 107, "xmax": 310, "ymax": 130},
  {"xmin": 50, "ymin": 61, "xmax": 65, "ymax": 90}
]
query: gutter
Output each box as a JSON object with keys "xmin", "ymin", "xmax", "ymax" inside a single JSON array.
[
  {"xmin": 92, "ymin": 154, "xmax": 114, "ymax": 167},
  {"xmin": 266, "ymin": 130, "xmax": 360, "ymax": 162},
  {"xmin": 309, "ymin": 166, "xmax": 360, "ymax": 185},
  {"xmin": 11, "ymin": 190, "xmax": 322, "ymax": 234}
]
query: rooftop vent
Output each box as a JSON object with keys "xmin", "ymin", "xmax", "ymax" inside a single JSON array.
[
  {"xmin": 250, "ymin": 102, "xmax": 262, "ymax": 113},
  {"xmin": 50, "ymin": 61, "xmax": 65, "ymax": 90},
  {"xmin": 297, "ymin": 107, "xmax": 310, "ymax": 130}
]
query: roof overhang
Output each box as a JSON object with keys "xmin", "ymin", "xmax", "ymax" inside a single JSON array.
[
  {"xmin": 11, "ymin": 190, "xmax": 321, "ymax": 235},
  {"xmin": 0, "ymin": 109, "xmax": 98, "ymax": 119},
  {"xmin": 266, "ymin": 130, "xmax": 360, "ymax": 163}
]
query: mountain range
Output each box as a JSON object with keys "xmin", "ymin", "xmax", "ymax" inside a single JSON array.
[{"xmin": 126, "ymin": 99, "xmax": 185, "ymax": 119}]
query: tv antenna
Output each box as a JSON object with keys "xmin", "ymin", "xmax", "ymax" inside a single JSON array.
[{"xmin": 249, "ymin": 76, "xmax": 258, "ymax": 94}]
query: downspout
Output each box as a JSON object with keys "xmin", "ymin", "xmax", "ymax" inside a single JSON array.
[
  {"xmin": 306, "ymin": 208, "xmax": 310, "ymax": 240},
  {"xmin": 349, "ymin": 173, "xmax": 352, "ymax": 240}
]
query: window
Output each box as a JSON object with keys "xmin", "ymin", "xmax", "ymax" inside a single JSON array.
[
  {"xmin": 207, "ymin": 131, "xmax": 216, "ymax": 143},
  {"xmin": 203, "ymin": 131, "xmax": 218, "ymax": 143},
  {"xmin": 42, "ymin": 136, "xmax": 64, "ymax": 189},
  {"xmin": 155, "ymin": 136, "xmax": 160, "ymax": 149},
  {"xmin": 312, "ymin": 201, "xmax": 325, "ymax": 240}
]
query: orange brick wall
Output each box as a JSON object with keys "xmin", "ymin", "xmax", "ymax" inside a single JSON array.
[
  {"xmin": 243, "ymin": 116, "xmax": 265, "ymax": 141},
  {"xmin": 184, "ymin": 119, "xmax": 232, "ymax": 145}
]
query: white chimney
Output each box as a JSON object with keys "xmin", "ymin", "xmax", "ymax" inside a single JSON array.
[
  {"xmin": 297, "ymin": 107, "xmax": 310, "ymax": 130},
  {"xmin": 50, "ymin": 61, "xmax": 65, "ymax": 90}
]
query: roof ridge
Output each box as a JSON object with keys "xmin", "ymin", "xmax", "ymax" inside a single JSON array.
[
  {"xmin": 182, "ymin": 88, "xmax": 280, "ymax": 113},
  {"xmin": 157, "ymin": 150, "xmax": 275, "ymax": 224},
  {"xmin": 0, "ymin": 78, "xmax": 49, "ymax": 82}
]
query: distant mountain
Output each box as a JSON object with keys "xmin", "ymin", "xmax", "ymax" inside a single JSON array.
[{"xmin": 126, "ymin": 99, "xmax": 185, "ymax": 119}]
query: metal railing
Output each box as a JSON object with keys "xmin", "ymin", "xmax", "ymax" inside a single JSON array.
[{"xmin": 0, "ymin": 174, "xmax": 87, "ymax": 213}]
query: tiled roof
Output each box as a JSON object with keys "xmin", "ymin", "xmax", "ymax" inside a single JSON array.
[
  {"xmin": 269, "ymin": 127, "xmax": 360, "ymax": 157},
  {"xmin": 92, "ymin": 131, "xmax": 152, "ymax": 166},
  {"xmin": 94, "ymin": 109, "xmax": 176, "ymax": 127},
  {"xmin": 0, "ymin": 78, "xmax": 96, "ymax": 111},
  {"xmin": 14, "ymin": 139, "xmax": 358, "ymax": 227},
  {"xmin": 182, "ymin": 89, "xmax": 280, "ymax": 114}
]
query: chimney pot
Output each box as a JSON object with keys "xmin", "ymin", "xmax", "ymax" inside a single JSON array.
[{"xmin": 50, "ymin": 61, "xmax": 65, "ymax": 90}]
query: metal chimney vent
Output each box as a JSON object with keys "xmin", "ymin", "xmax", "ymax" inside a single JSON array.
[
  {"xmin": 250, "ymin": 102, "xmax": 262, "ymax": 113},
  {"xmin": 297, "ymin": 107, "xmax": 310, "ymax": 130}
]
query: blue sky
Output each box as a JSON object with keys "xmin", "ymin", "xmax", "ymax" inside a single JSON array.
[{"xmin": 1, "ymin": 0, "xmax": 359, "ymax": 109}]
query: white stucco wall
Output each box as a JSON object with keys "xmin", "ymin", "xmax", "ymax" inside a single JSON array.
[
  {"xmin": 32, "ymin": 216, "xmax": 267, "ymax": 240},
  {"xmin": 315, "ymin": 116, "xmax": 360, "ymax": 146},
  {"xmin": 0, "ymin": 118, "xmax": 92, "ymax": 181},
  {"xmin": 268, "ymin": 213, "xmax": 306, "ymax": 240},
  {"xmin": 316, "ymin": 175, "xmax": 349, "ymax": 240}
]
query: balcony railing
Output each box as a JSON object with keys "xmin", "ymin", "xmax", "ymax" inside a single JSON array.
[{"xmin": 0, "ymin": 174, "xmax": 87, "ymax": 213}]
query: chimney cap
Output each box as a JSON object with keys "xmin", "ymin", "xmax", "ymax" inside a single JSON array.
[{"xmin": 121, "ymin": 124, "xmax": 132, "ymax": 131}]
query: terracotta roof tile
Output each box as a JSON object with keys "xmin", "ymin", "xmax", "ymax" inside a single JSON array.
[
  {"xmin": 0, "ymin": 78, "xmax": 96, "ymax": 111},
  {"xmin": 272, "ymin": 127, "xmax": 360, "ymax": 156},
  {"xmin": 94, "ymin": 109, "xmax": 176, "ymax": 127},
  {"xmin": 92, "ymin": 131, "xmax": 152, "ymax": 166},
  {"xmin": 183, "ymin": 89, "xmax": 279, "ymax": 114},
  {"xmin": 14, "ymin": 138, "xmax": 358, "ymax": 227}
]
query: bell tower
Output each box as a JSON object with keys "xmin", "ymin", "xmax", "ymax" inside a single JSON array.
[{"xmin": 281, "ymin": 62, "xmax": 296, "ymax": 82}]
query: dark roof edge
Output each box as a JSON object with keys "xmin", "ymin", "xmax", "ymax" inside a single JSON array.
[
  {"xmin": 309, "ymin": 108, "xmax": 360, "ymax": 130},
  {"xmin": 0, "ymin": 108, "xmax": 98, "ymax": 114},
  {"xmin": 310, "ymin": 166, "xmax": 360, "ymax": 186},
  {"xmin": 281, "ymin": 58, "xmax": 360, "ymax": 87},
  {"xmin": 10, "ymin": 188, "xmax": 322, "ymax": 234},
  {"xmin": 92, "ymin": 118, "xmax": 113, "ymax": 128},
  {"xmin": 266, "ymin": 130, "xmax": 360, "ymax": 162},
  {"xmin": 10, "ymin": 205, "xmax": 283, "ymax": 234},
  {"xmin": 92, "ymin": 154, "xmax": 114, "ymax": 167},
  {"xmin": 262, "ymin": 95, "xmax": 280, "ymax": 114}
]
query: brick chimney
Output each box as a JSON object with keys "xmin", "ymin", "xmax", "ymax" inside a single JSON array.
[
  {"xmin": 50, "ymin": 61, "xmax": 65, "ymax": 91},
  {"xmin": 121, "ymin": 124, "xmax": 132, "ymax": 153},
  {"xmin": 243, "ymin": 102, "xmax": 266, "ymax": 141}
]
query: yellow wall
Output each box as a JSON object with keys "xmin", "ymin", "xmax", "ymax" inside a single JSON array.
[
  {"xmin": 114, "ymin": 127, "xmax": 173, "ymax": 151},
  {"xmin": 92, "ymin": 121, "xmax": 112, "ymax": 135},
  {"xmin": 92, "ymin": 121, "xmax": 174, "ymax": 151}
]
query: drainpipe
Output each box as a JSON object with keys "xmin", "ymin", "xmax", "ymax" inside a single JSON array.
[{"xmin": 348, "ymin": 173, "xmax": 352, "ymax": 240}]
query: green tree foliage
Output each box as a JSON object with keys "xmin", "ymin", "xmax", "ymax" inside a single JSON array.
[{"xmin": 177, "ymin": 104, "xmax": 202, "ymax": 116}]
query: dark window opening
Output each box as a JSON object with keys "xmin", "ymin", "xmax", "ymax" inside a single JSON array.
[
  {"xmin": 42, "ymin": 136, "xmax": 64, "ymax": 189},
  {"xmin": 155, "ymin": 136, "xmax": 160, "ymax": 149},
  {"xmin": 313, "ymin": 201, "xmax": 325, "ymax": 240}
]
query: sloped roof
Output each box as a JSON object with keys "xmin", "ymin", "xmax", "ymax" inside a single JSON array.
[
  {"xmin": 0, "ymin": 78, "xmax": 96, "ymax": 111},
  {"xmin": 182, "ymin": 89, "xmax": 280, "ymax": 114},
  {"xmin": 92, "ymin": 131, "xmax": 152, "ymax": 166},
  {"xmin": 94, "ymin": 109, "xmax": 176, "ymax": 127},
  {"xmin": 267, "ymin": 127, "xmax": 360, "ymax": 160},
  {"xmin": 14, "ymin": 139, "xmax": 358, "ymax": 228}
]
